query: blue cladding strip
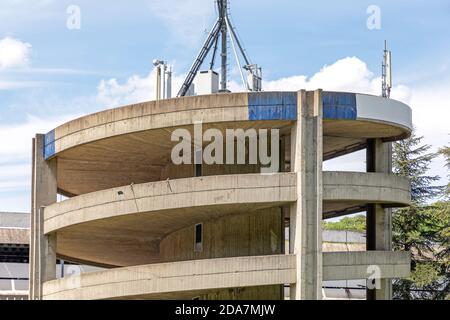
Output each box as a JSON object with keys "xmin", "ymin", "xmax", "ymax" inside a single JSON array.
[
  {"xmin": 248, "ymin": 92, "xmax": 297, "ymax": 121},
  {"xmin": 44, "ymin": 130, "xmax": 55, "ymax": 160},
  {"xmin": 322, "ymin": 92, "xmax": 357, "ymax": 120}
]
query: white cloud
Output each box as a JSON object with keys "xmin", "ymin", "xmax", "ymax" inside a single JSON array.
[
  {"xmin": 97, "ymin": 71, "xmax": 154, "ymax": 108},
  {"xmin": 0, "ymin": 37, "xmax": 32, "ymax": 69},
  {"xmin": 408, "ymin": 81, "xmax": 450, "ymax": 182},
  {"xmin": 0, "ymin": 115, "xmax": 76, "ymax": 162},
  {"xmin": 0, "ymin": 114, "xmax": 79, "ymax": 198},
  {"xmin": 97, "ymin": 56, "xmax": 413, "ymax": 111},
  {"xmin": 410, "ymin": 83, "xmax": 450, "ymax": 145},
  {"xmin": 97, "ymin": 67, "xmax": 186, "ymax": 107},
  {"xmin": 324, "ymin": 150, "xmax": 366, "ymax": 173},
  {"xmin": 263, "ymin": 57, "xmax": 412, "ymax": 104}
]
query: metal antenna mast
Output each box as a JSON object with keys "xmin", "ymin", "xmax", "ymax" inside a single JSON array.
[
  {"xmin": 177, "ymin": 0, "xmax": 261, "ymax": 97},
  {"xmin": 382, "ymin": 40, "xmax": 392, "ymax": 98},
  {"xmin": 220, "ymin": 0, "xmax": 228, "ymax": 91}
]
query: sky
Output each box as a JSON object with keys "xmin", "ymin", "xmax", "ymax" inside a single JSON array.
[{"xmin": 0, "ymin": 0, "xmax": 449, "ymax": 213}]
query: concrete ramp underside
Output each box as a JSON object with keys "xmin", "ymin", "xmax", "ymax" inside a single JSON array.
[
  {"xmin": 43, "ymin": 172, "xmax": 410, "ymax": 267},
  {"xmin": 43, "ymin": 252, "xmax": 410, "ymax": 300}
]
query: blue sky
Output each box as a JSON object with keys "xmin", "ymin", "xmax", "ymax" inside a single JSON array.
[{"xmin": 0, "ymin": 0, "xmax": 449, "ymax": 212}]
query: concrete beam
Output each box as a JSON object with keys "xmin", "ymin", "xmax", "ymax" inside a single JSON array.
[
  {"xmin": 323, "ymin": 171, "xmax": 410, "ymax": 205},
  {"xmin": 47, "ymin": 93, "xmax": 410, "ymax": 159},
  {"xmin": 323, "ymin": 251, "xmax": 410, "ymax": 281},
  {"xmin": 43, "ymin": 255, "xmax": 296, "ymax": 300},
  {"xmin": 44, "ymin": 173, "xmax": 297, "ymax": 234}
]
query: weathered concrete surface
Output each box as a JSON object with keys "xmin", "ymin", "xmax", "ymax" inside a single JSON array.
[
  {"xmin": 44, "ymin": 173, "xmax": 296, "ymax": 234},
  {"xmin": 289, "ymin": 90, "xmax": 323, "ymax": 300},
  {"xmin": 44, "ymin": 92, "xmax": 412, "ymax": 196},
  {"xmin": 33, "ymin": 90, "xmax": 413, "ymax": 300},
  {"xmin": 0, "ymin": 228, "xmax": 29, "ymax": 245},
  {"xmin": 46, "ymin": 173, "xmax": 295, "ymax": 266},
  {"xmin": 29, "ymin": 135, "xmax": 57, "ymax": 300},
  {"xmin": 160, "ymin": 208, "xmax": 283, "ymax": 262},
  {"xmin": 43, "ymin": 171, "xmax": 409, "ymax": 267},
  {"xmin": 323, "ymin": 171, "xmax": 411, "ymax": 216},
  {"xmin": 49, "ymin": 93, "xmax": 410, "ymax": 159},
  {"xmin": 45, "ymin": 172, "xmax": 410, "ymax": 236},
  {"xmin": 366, "ymin": 139, "xmax": 393, "ymax": 300},
  {"xmin": 42, "ymin": 251, "xmax": 410, "ymax": 299},
  {"xmin": 56, "ymin": 121, "xmax": 287, "ymax": 196},
  {"xmin": 43, "ymin": 255, "xmax": 296, "ymax": 300},
  {"xmin": 323, "ymin": 251, "xmax": 410, "ymax": 281}
]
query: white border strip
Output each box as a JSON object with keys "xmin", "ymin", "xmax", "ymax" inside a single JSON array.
[{"xmin": 356, "ymin": 94, "xmax": 413, "ymax": 131}]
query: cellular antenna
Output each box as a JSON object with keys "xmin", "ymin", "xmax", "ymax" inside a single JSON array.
[
  {"xmin": 177, "ymin": 0, "xmax": 262, "ymax": 97},
  {"xmin": 382, "ymin": 40, "xmax": 392, "ymax": 98}
]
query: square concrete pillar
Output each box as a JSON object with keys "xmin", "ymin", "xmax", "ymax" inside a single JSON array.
[
  {"xmin": 289, "ymin": 90, "xmax": 323, "ymax": 300},
  {"xmin": 29, "ymin": 134, "xmax": 57, "ymax": 300},
  {"xmin": 366, "ymin": 139, "xmax": 392, "ymax": 300}
]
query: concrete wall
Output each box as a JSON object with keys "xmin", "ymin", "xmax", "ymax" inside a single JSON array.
[
  {"xmin": 159, "ymin": 136, "xmax": 272, "ymax": 181},
  {"xmin": 160, "ymin": 208, "xmax": 284, "ymax": 300},
  {"xmin": 160, "ymin": 208, "xmax": 283, "ymax": 262}
]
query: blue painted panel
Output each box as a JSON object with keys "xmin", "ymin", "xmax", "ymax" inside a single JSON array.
[
  {"xmin": 44, "ymin": 130, "xmax": 55, "ymax": 160},
  {"xmin": 322, "ymin": 92, "xmax": 357, "ymax": 120},
  {"xmin": 248, "ymin": 92, "xmax": 297, "ymax": 121}
]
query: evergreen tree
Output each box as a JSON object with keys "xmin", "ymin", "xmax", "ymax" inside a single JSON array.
[
  {"xmin": 439, "ymin": 143, "xmax": 450, "ymax": 197},
  {"xmin": 392, "ymin": 130, "xmax": 447, "ymax": 299},
  {"xmin": 392, "ymin": 130, "xmax": 442, "ymax": 203}
]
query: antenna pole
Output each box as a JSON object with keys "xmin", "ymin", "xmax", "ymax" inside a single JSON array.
[
  {"xmin": 177, "ymin": 18, "xmax": 222, "ymax": 97},
  {"xmin": 220, "ymin": 0, "xmax": 228, "ymax": 91},
  {"xmin": 177, "ymin": 0, "xmax": 260, "ymax": 97},
  {"xmin": 209, "ymin": 35, "xmax": 219, "ymax": 70},
  {"xmin": 226, "ymin": 15, "xmax": 251, "ymax": 66},
  {"xmin": 382, "ymin": 40, "xmax": 386, "ymax": 97},
  {"xmin": 382, "ymin": 40, "xmax": 392, "ymax": 98},
  {"xmin": 225, "ymin": 14, "xmax": 247, "ymax": 89}
]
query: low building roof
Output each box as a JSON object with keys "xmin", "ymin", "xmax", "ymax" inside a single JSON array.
[{"xmin": 0, "ymin": 212, "xmax": 30, "ymax": 245}]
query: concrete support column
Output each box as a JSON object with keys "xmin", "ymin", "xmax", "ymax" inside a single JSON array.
[
  {"xmin": 29, "ymin": 134, "xmax": 57, "ymax": 300},
  {"xmin": 289, "ymin": 90, "xmax": 323, "ymax": 300},
  {"xmin": 366, "ymin": 139, "xmax": 392, "ymax": 300}
]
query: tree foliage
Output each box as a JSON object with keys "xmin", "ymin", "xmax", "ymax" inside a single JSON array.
[
  {"xmin": 392, "ymin": 131, "xmax": 442, "ymax": 203},
  {"xmin": 439, "ymin": 144, "xmax": 450, "ymax": 197},
  {"xmin": 393, "ymin": 201, "xmax": 449, "ymax": 299},
  {"xmin": 392, "ymin": 131, "xmax": 449, "ymax": 300},
  {"xmin": 323, "ymin": 215, "xmax": 366, "ymax": 233}
]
